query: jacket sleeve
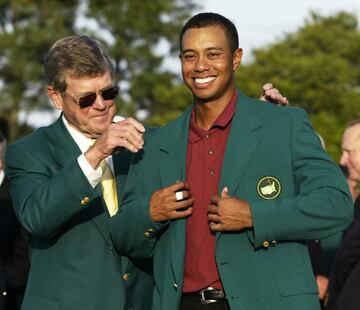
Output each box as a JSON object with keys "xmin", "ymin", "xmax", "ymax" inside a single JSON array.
[
  {"xmin": 250, "ymin": 109, "xmax": 353, "ymax": 248},
  {"xmin": 110, "ymin": 152, "xmax": 165, "ymax": 259},
  {"xmin": 5, "ymin": 141, "xmax": 101, "ymax": 238}
]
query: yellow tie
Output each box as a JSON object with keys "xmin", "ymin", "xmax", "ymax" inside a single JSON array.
[
  {"xmin": 89, "ymin": 139, "xmax": 118, "ymax": 216},
  {"xmin": 100, "ymin": 160, "xmax": 118, "ymax": 216}
]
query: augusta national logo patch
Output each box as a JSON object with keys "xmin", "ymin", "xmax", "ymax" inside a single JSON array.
[{"xmin": 256, "ymin": 176, "xmax": 281, "ymax": 200}]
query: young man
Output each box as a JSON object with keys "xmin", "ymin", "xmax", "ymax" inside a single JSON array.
[
  {"xmin": 111, "ymin": 13, "xmax": 353, "ymax": 310},
  {"xmin": 5, "ymin": 35, "xmax": 151, "ymax": 310}
]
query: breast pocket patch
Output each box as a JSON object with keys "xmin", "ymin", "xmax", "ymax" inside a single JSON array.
[{"xmin": 256, "ymin": 176, "xmax": 281, "ymax": 200}]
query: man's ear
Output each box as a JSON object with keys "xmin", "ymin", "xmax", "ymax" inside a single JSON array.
[
  {"xmin": 233, "ymin": 48, "xmax": 243, "ymax": 71},
  {"xmin": 47, "ymin": 85, "xmax": 63, "ymax": 110}
]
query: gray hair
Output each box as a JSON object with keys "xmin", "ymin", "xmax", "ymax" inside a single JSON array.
[{"xmin": 44, "ymin": 35, "xmax": 114, "ymax": 93}]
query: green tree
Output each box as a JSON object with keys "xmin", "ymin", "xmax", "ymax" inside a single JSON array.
[
  {"xmin": 236, "ymin": 11, "xmax": 360, "ymax": 160},
  {"xmin": 0, "ymin": 0, "xmax": 197, "ymax": 140},
  {"xmin": 0, "ymin": 0, "xmax": 79, "ymax": 141}
]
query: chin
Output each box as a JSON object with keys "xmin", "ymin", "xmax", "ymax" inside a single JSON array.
[{"xmin": 193, "ymin": 92, "xmax": 218, "ymax": 103}]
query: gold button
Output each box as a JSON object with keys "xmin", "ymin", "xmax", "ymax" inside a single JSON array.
[
  {"xmin": 81, "ymin": 197, "xmax": 90, "ymax": 205},
  {"xmin": 271, "ymin": 240, "xmax": 277, "ymax": 246},
  {"xmin": 122, "ymin": 273, "xmax": 129, "ymax": 281},
  {"xmin": 262, "ymin": 241, "xmax": 270, "ymax": 248},
  {"xmin": 148, "ymin": 228, "xmax": 155, "ymax": 232},
  {"xmin": 2, "ymin": 291, "xmax": 6, "ymax": 296},
  {"xmin": 174, "ymin": 282, "xmax": 178, "ymax": 288},
  {"xmin": 144, "ymin": 231, "xmax": 150, "ymax": 238}
]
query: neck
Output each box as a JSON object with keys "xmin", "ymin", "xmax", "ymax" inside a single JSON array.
[{"xmin": 194, "ymin": 88, "xmax": 236, "ymax": 130}]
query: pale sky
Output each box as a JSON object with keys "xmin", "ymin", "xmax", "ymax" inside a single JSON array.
[
  {"xmin": 24, "ymin": 0, "xmax": 360, "ymax": 127},
  {"xmin": 198, "ymin": 0, "xmax": 360, "ymax": 63}
]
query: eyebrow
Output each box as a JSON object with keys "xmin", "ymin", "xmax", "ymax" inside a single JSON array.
[
  {"xmin": 76, "ymin": 84, "xmax": 113, "ymax": 97},
  {"xmin": 181, "ymin": 47, "xmax": 224, "ymax": 54}
]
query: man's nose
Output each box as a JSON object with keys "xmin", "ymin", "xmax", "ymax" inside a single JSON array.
[
  {"xmin": 92, "ymin": 93, "xmax": 107, "ymax": 109},
  {"xmin": 194, "ymin": 55, "xmax": 210, "ymax": 72},
  {"xmin": 340, "ymin": 152, "xmax": 348, "ymax": 166}
]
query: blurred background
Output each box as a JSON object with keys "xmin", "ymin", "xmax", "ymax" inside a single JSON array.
[{"xmin": 0, "ymin": 0, "xmax": 359, "ymax": 160}]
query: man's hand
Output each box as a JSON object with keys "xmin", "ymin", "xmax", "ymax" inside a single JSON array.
[
  {"xmin": 260, "ymin": 83, "xmax": 289, "ymax": 106},
  {"xmin": 208, "ymin": 187, "xmax": 253, "ymax": 232},
  {"xmin": 149, "ymin": 181, "xmax": 194, "ymax": 222},
  {"xmin": 85, "ymin": 117, "xmax": 145, "ymax": 168},
  {"xmin": 316, "ymin": 275, "xmax": 329, "ymax": 301}
]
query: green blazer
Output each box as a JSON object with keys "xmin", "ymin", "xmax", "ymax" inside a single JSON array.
[
  {"xmin": 5, "ymin": 117, "xmax": 153, "ymax": 310},
  {"xmin": 111, "ymin": 91, "xmax": 353, "ymax": 310}
]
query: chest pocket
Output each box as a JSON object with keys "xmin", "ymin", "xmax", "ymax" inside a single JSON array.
[{"xmin": 241, "ymin": 162, "xmax": 293, "ymax": 202}]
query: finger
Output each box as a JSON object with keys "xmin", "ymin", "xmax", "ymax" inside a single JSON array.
[
  {"xmin": 208, "ymin": 204, "xmax": 219, "ymax": 215},
  {"xmin": 274, "ymin": 95, "xmax": 288, "ymax": 106},
  {"xmin": 262, "ymin": 83, "xmax": 273, "ymax": 92},
  {"xmin": 210, "ymin": 195, "xmax": 220, "ymax": 205},
  {"xmin": 174, "ymin": 198, "xmax": 194, "ymax": 211},
  {"xmin": 167, "ymin": 181, "xmax": 189, "ymax": 193},
  {"xmin": 170, "ymin": 207, "xmax": 193, "ymax": 219},
  {"xmin": 174, "ymin": 190, "xmax": 191, "ymax": 202},
  {"xmin": 112, "ymin": 123, "xmax": 144, "ymax": 144},
  {"xmin": 209, "ymin": 222, "xmax": 222, "ymax": 232},
  {"xmin": 122, "ymin": 117, "xmax": 146, "ymax": 133},
  {"xmin": 114, "ymin": 131, "xmax": 144, "ymax": 151},
  {"xmin": 281, "ymin": 97, "xmax": 289, "ymax": 106},
  {"xmin": 221, "ymin": 187, "xmax": 229, "ymax": 198},
  {"xmin": 115, "ymin": 138, "xmax": 142, "ymax": 153},
  {"xmin": 265, "ymin": 89, "xmax": 279, "ymax": 97},
  {"xmin": 208, "ymin": 213, "xmax": 220, "ymax": 223}
]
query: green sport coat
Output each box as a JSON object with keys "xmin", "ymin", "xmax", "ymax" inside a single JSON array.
[
  {"xmin": 111, "ymin": 90, "xmax": 353, "ymax": 310},
  {"xmin": 5, "ymin": 116, "xmax": 153, "ymax": 310}
]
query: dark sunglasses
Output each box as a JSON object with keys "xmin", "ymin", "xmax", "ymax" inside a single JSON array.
[{"xmin": 67, "ymin": 86, "xmax": 119, "ymax": 108}]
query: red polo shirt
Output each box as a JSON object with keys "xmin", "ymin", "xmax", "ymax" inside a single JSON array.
[{"xmin": 183, "ymin": 92, "xmax": 237, "ymax": 292}]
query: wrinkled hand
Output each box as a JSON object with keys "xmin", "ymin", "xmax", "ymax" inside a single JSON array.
[
  {"xmin": 85, "ymin": 117, "xmax": 145, "ymax": 168},
  {"xmin": 208, "ymin": 187, "xmax": 253, "ymax": 232},
  {"xmin": 260, "ymin": 83, "xmax": 289, "ymax": 106},
  {"xmin": 149, "ymin": 181, "xmax": 194, "ymax": 222}
]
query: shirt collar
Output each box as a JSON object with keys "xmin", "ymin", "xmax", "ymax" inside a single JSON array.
[
  {"xmin": 189, "ymin": 91, "xmax": 238, "ymax": 143},
  {"xmin": 62, "ymin": 115, "xmax": 92, "ymax": 151}
]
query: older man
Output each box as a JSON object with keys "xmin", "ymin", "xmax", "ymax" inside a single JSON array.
[
  {"xmin": 5, "ymin": 35, "xmax": 150, "ymax": 310},
  {"xmin": 340, "ymin": 120, "xmax": 360, "ymax": 216},
  {"xmin": 326, "ymin": 120, "xmax": 360, "ymax": 310}
]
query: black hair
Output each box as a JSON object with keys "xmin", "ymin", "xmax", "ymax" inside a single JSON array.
[{"xmin": 179, "ymin": 12, "xmax": 239, "ymax": 53}]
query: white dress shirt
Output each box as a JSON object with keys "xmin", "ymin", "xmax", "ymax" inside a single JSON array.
[{"xmin": 62, "ymin": 115, "xmax": 115, "ymax": 189}]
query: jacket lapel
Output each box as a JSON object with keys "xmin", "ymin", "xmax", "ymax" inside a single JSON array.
[
  {"xmin": 49, "ymin": 116, "xmax": 115, "ymax": 249},
  {"xmin": 157, "ymin": 107, "xmax": 192, "ymax": 285},
  {"xmin": 219, "ymin": 91, "xmax": 263, "ymax": 196},
  {"xmin": 50, "ymin": 117, "xmax": 82, "ymax": 168}
]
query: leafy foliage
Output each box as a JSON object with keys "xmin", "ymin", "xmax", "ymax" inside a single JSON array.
[
  {"xmin": 0, "ymin": 4, "xmax": 359, "ymax": 160},
  {"xmin": 237, "ymin": 11, "xmax": 360, "ymax": 160},
  {"xmin": 0, "ymin": 0, "xmax": 79, "ymax": 140},
  {"xmin": 0, "ymin": 0, "xmax": 197, "ymax": 140}
]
